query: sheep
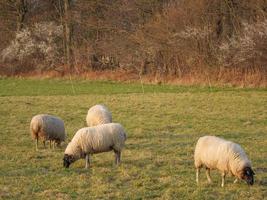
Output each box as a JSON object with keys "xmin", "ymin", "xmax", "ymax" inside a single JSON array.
[
  {"xmin": 63, "ymin": 123, "xmax": 127, "ymax": 169},
  {"xmin": 86, "ymin": 104, "xmax": 112, "ymax": 127},
  {"xmin": 30, "ymin": 114, "xmax": 66, "ymax": 150},
  {"xmin": 194, "ymin": 136, "xmax": 254, "ymax": 187}
]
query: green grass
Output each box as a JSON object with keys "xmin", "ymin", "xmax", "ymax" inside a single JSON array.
[
  {"xmin": 0, "ymin": 78, "xmax": 266, "ymax": 199},
  {"xmin": 0, "ymin": 78, "xmax": 266, "ymax": 96}
]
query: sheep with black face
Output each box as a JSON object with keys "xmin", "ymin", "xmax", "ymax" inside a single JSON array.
[
  {"xmin": 194, "ymin": 136, "xmax": 254, "ymax": 187},
  {"xmin": 63, "ymin": 123, "xmax": 126, "ymax": 169}
]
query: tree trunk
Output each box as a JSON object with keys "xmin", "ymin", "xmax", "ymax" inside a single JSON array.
[
  {"xmin": 64, "ymin": 0, "xmax": 71, "ymax": 68},
  {"xmin": 16, "ymin": 0, "xmax": 27, "ymax": 31}
]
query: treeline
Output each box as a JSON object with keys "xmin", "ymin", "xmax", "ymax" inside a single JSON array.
[{"xmin": 0, "ymin": 0, "xmax": 266, "ymax": 86}]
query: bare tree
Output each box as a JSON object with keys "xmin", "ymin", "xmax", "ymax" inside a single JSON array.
[
  {"xmin": 16, "ymin": 0, "xmax": 28, "ymax": 31},
  {"xmin": 63, "ymin": 0, "xmax": 71, "ymax": 67}
]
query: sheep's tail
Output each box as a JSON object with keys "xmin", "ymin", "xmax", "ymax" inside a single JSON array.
[{"xmin": 30, "ymin": 120, "xmax": 41, "ymax": 140}]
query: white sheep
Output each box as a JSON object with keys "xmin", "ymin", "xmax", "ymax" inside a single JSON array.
[
  {"xmin": 194, "ymin": 136, "xmax": 254, "ymax": 187},
  {"xmin": 63, "ymin": 123, "xmax": 127, "ymax": 168},
  {"xmin": 30, "ymin": 114, "xmax": 66, "ymax": 150},
  {"xmin": 86, "ymin": 104, "xmax": 112, "ymax": 127}
]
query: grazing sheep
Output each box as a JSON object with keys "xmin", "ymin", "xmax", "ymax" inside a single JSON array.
[
  {"xmin": 86, "ymin": 104, "xmax": 112, "ymax": 127},
  {"xmin": 30, "ymin": 114, "xmax": 66, "ymax": 150},
  {"xmin": 63, "ymin": 123, "xmax": 127, "ymax": 168},
  {"xmin": 194, "ymin": 136, "xmax": 254, "ymax": 187}
]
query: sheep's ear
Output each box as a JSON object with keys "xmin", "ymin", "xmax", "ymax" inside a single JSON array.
[
  {"xmin": 69, "ymin": 155, "xmax": 75, "ymax": 162},
  {"xmin": 64, "ymin": 154, "xmax": 75, "ymax": 162},
  {"xmin": 244, "ymin": 167, "xmax": 255, "ymax": 176},
  {"xmin": 247, "ymin": 167, "xmax": 255, "ymax": 175}
]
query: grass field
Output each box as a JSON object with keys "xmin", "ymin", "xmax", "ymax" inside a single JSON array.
[{"xmin": 0, "ymin": 78, "xmax": 266, "ymax": 199}]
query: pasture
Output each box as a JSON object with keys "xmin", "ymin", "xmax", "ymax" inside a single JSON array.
[{"xmin": 0, "ymin": 78, "xmax": 266, "ymax": 199}]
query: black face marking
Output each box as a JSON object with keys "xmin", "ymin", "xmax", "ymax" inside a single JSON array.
[
  {"xmin": 63, "ymin": 154, "xmax": 74, "ymax": 168},
  {"xmin": 242, "ymin": 167, "xmax": 255, "ymax": 185}
]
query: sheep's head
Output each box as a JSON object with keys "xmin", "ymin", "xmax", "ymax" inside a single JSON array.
[
  {"xmin": 63, "ymin": 154, "xmax": 76, "ymax": 168},
  {"xmin": 241, "ymin": 166, "xmax": 255, "ymax": 185}
]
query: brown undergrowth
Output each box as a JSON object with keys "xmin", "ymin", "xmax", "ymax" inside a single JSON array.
[{"xmin": 0, "ymin": 65, "xmax": 266, "ymax": 88}]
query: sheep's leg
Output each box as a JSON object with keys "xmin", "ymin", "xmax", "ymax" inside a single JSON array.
[
  {"xmin": 221, "ymin": 172, "xmax": 226, "ymax": 187},
  {"xmin": 85, "ymin": 154, "xmax": 90, "ymax": 169},
  {"xmin": 117, "ymin": 151, "xmax": 121, "ymax": 164},
  {"xmin": 196, "ymin": 168, "xmax": 200, "ymax": 185},
  {"xmin": 35, "ymin": 138, "xmax": 38, "ymax": 151},
  {"xmin": 206, "ymin": 168, "xmax": 212, "ymax": 183},
  {"xmin": 49, "ymin": 140, "xmax": 52, "ymax": 149},
  {"xmin": 43, "ymin": 140, "xmax": 46, "ymax": 148},
  {"xmin": 56, "ymin": 141, "xmax": 60, "ymax": 148},
  {"xmin": 233, "ymin": 178, "xmax": 238, "ymax": 183},
  {"xmin": 114, "ymin": 150, "xmax": 121, "ymax": 165},
  {"xmin": 52, "ymin": 141, "xmax": 55, "ymax": 149}
]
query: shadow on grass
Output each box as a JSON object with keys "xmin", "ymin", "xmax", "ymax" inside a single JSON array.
[
  {"xmin": 258, "ymin": 179, "xmax": 267, "ymax": 186},
  {"xmin": 61, "ymin": 166, "xmax": 93, "ymax": 175},
  {"xmin": 254, "ymin": 167, "xmax": 267, "ymax": 186}
]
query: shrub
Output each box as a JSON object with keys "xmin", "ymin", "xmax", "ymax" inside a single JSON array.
[{"xmin": 1, "ymin": 22, "xmax": 63, "ymax": 71}]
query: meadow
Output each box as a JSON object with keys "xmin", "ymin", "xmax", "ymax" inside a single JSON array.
[{"xmin": 0, "ymin": 78, "xmax": 266, "ymax": 199}]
